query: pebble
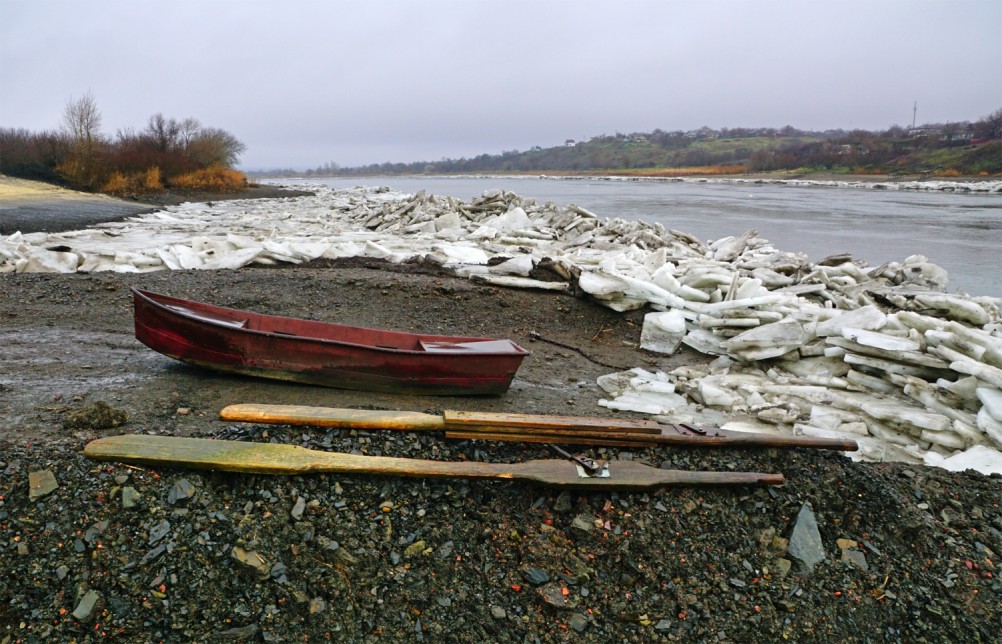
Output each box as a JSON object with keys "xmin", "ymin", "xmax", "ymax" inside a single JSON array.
[
  {"xmin": 122, "ymin": 486, "xmax": 141, "ymax": 509},
  {"xmin": 71, "ymin": 590, "xmax": 102, "ymax": 622},
  {"xmin": 168, "ymin": 479, "xmax": 196, "ymax": 504},
  {"xmin": 788, "ymin": 503, "xmax": 826, "ymax": 572},
  {"xmin": 231, "ymin": 546, "xmax": 272, "ymax": 580},
  {"xmin": 490, "ymin": 606, "xmax": 506, "ymax": 619},
  {"xmin": 28, "ymin": 470, "xmax": 58, "ymax": 500},
  {"xmin": 523, "ymin": 567, "xmax": 550, "ymax": 586},
  {"xmin": 291, "ymin": 496, "xmax": 306, "ymax": 520},
  {"xmin": 404, "ymin": 540, "xmax": 426, "ymax": 557},
  {"xmin": 568, "ymin": 613, "xmax": 589, "ymax": 632},
  {"xmin": 571, "ymin": 513, "xmax": 595, "ymax": 533}
]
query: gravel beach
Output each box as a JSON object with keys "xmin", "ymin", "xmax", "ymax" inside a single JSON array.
[{"xmin": 1, "ymin": 181, "xmax": 999, "ymax": 642}]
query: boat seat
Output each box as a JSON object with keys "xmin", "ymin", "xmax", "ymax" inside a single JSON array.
[
  {"xmin": 164, "ymin": 304, "xmax": 248, "ymax": 328},
  {"xmin": 419, "ymin": 340, "xmax": 516, "ymax": 353}
]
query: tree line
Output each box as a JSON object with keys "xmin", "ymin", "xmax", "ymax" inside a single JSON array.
[
  {"xmin": 273, "ymin": 108, "xmax": 1002, "ymax": 178},
  {"xmin": 1, "ymin": 93, "xmax": 248, "ymax": 194}
]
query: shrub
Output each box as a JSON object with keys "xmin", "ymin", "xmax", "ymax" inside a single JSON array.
[
  {"xmin": 168, "ymin": 166, "xmax": 247, "ymax": 192},
  {"xmin": 101, "ymin": 171, "xmax": 130, "ymax": 195},
  {"xmin": 936, "ymin": 168, "xmax": 962, "ymax": 177},
  {"xmin": 142, "ymin": 166, "xmax": 164, "ymax": 191},
  {"xmin": 97, "ymin": 167, "xmax": 165, "ymax": 196}
]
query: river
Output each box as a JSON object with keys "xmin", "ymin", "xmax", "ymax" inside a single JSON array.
[{"xmin": 273, "ymin": 176, "xmax": 1002, "ymax": 298}]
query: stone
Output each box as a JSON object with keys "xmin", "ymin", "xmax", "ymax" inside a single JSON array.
[
  {"xmin": 841, "ymin": 548, "xmax": 869, "ymax": 571},
  {"xmin": 523, "ymin": 567, "xmax": 550, "ymax": 586},
  {"xmin": 121, "ymin": 486, "xmax": 141, "ymax": 509},
  {"xmin": 231, "ymin": 546, "xmax": 271, "ymax": 580},
  {"xmin": 787, "ymin": 503, "xmax": 825, "ymax": 572},
  {"xmin": 28, "ymin": 469, "xmax": 58, "ymax": 500},
  {"xmin": 148, "ymin": 519, "xmax": 171, "ymax": 545},
  {"xmin": 404, "ymin": 540, "xmax": 426, "ymax": 557},
  {"xmin": 167, "ymin": 479, "xmax": 196, "ymax": 504},
  {"xmin": 569, "ymin": 613, "xmax": 590, "ymax": 632},
  {"xmin": 72, "ymin": 590, "xmax": 102, "ymax": 622},
  {"xmin": 571, "ymin": 513, "xmax": 595, "ymax": 533},
  {"xmin": 291, "ymin": 496, "xmax": 306, "ymax": 520}
]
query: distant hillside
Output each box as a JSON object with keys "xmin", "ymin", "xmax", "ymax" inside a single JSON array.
[{"xmin": 255, "ymin": 111, "xmax": 1002, "ymax": 178}]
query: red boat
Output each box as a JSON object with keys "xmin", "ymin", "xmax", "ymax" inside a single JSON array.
[{"xmin": 131, "ymin": 288, "xmax": 529, "ymax": 395}]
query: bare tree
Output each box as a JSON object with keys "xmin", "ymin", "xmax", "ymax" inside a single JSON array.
[
  {"xmin": 61, "ymin": 92, "xmax": 102, "ymax": 148},
  {"xmin": 178, "ymin": 117, "xmax": 202, "ymax": 150},
  {"xmin": 187, "ymin": 127, "xmax": 246, "ymax": 167},
  {"xmin": 60, "ymin": 93, "xmax": 103, "ymax": 187},
  {"xmin": 145, "ymin": 113, "xmax": 181, "ymax": 152}
]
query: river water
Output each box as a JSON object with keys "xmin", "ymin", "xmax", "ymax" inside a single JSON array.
[{"xmin": 278, "ymin": 176, "xmax": 1002, "ymax": 298}]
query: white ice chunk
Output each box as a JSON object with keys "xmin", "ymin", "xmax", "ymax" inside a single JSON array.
[
  {"xmin": 815, "ymin": 305, "xmax": 887, "ymax": 337},
  {"xmin": 842, "ymin": 327, "xmax": 921, "ymax": 352},
  {"xmin": 976, "ymin": 387, "xmax": 1002, "ymax": 421},
  {"xmin": 640, "ymin": 310, "xmax": 687, "ymax": 355},
  {"xmin": 923, "ymin": 444, "xmax": 1002, "ymax": 476},
  {"xmin": 489, "ymin": 255, "xmax": 534, "ymax": 276},
  {"xmin": 914, "ymin": 293, "xmax": 990, "ymax": 326}
]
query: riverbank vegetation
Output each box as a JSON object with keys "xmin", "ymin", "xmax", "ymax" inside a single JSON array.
[
  {"xmin": 268, "ymin": 107, "xmax": 1001, "ymax": 179},
  {"xmin": 0, "ymin": 93, "xmax": 248, "ymax": 196}
]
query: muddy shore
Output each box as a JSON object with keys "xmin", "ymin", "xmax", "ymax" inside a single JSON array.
[{"xmin": 1, "ymin": 180, "xmax": 999, "ymax": 642}]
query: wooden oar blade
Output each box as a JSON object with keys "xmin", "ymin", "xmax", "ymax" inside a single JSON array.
[{"xmin": 84, "ymin": 435, "xmax": 330, "ymax": 475}]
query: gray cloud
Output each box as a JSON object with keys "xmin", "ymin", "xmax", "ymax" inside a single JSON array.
[{"xmin": 2, "ymin": 0, "xmax": 1000, "ymax": 169}]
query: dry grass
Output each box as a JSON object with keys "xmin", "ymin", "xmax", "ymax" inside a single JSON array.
[
  {"xmin": 169, "ymin": 167, "xmax": 247, "ymax": 192},
  {"xmin": 99, "ymin": 168, "xmax": 164, "ymax": 195}
]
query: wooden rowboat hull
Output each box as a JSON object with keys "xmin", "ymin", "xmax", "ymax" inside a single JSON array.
[{"xmin": 131, "ymin": 288, "xmax": 529, "ymax": 395}]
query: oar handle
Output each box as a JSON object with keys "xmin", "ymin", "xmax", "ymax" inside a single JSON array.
[{"xmin": 221, "ymin": 404, "xmax": 444, "ymax": 430}]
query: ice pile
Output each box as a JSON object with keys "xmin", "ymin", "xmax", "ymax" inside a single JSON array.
[{"xmin": 3, "ymin": 184, "xmax": 1001, "ymax": 474}]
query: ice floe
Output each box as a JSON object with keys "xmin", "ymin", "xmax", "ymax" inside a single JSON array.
[{"xmin": 3, "ymin": 183, "xmax": 1001, "ymax": 475}]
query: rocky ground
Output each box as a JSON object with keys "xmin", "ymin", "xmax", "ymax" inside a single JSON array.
[{"xmin": 0, "ymin": 186, "xmax": 999, "ymax": 642}]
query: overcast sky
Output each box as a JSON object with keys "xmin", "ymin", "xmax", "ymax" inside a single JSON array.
[{"xmin": 2, "ymin": 0, "xmax": 1000, "ymax": 170}]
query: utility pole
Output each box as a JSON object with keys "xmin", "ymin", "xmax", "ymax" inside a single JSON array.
[{"xmin": 912, "ymin": 101, "xmax": 917, "ymax": 129}]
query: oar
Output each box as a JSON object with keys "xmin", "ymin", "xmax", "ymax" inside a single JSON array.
[
  {"xmin": 84, "ymin": 435, "xmax": 784, "ymax": 491},
  {"xmin": 220, "ymin": 403, "xmax": 858, "ymax": 452}
]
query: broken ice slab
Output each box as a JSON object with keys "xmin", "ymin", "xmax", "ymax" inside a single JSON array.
[
  {"xmin": 720, "ymin": 318, "xmax": 807, "ymax": 361},
  {"xmin": 859, "ymin": 399, "xmax": 952, "ymax": 433},
  {"xmin": 843, "ymin": 353, "xmax": 952, "ymax": 380},
  {"xmin": 814, "ymin": 305, "xmax": 887, "ymax": 337},
  {"xmin": 598, "ymin": 390, "xmax": 689, "ymax": 415},
  {"xmin": 825, "ymin": 337, "xmax": 949, "ymax": 369},
  {"xmin": 640, "ymin": 310, "xmax": 687, "ymax": 355},
  {"xmin": 841, "ymin": 327, "xmax": 920, "ymax": 352},
  {"xmin": 914, "ymin": 293, "xmax": 991, "ymax": 326},
  {"xmin": 977, "ymin": 387, "xmax": 1002, "ymax": 421},
  {"xmin": 469, "ymin": 274, "xmax": 570, "ymax": 291},
  {"xmin": 924, "ymin": 444, "xmax": 1002, "ymax": 475}
]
